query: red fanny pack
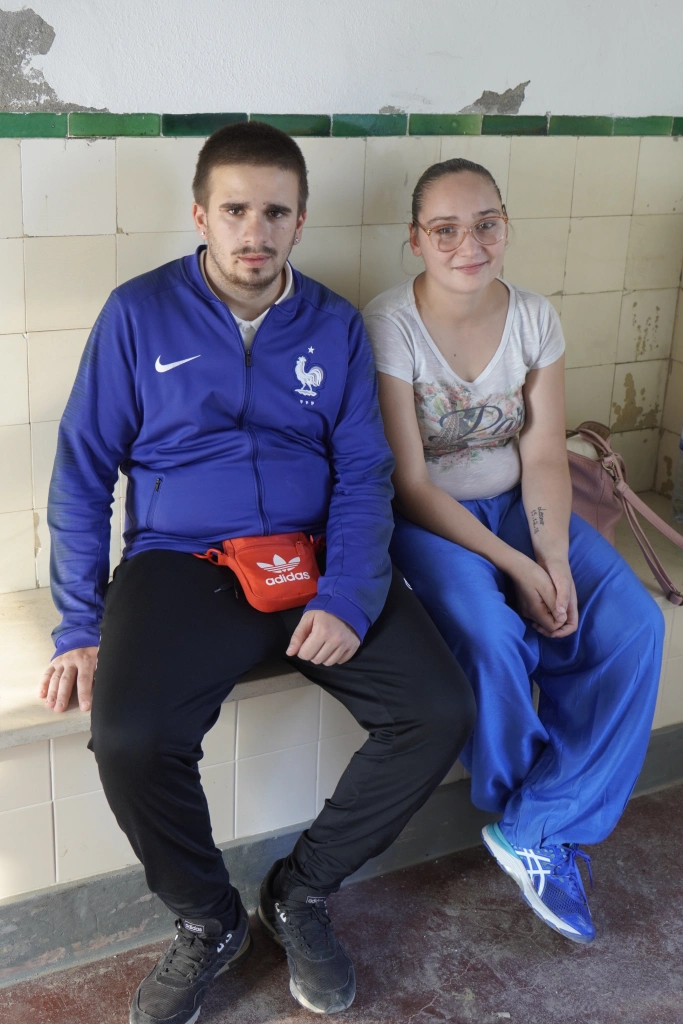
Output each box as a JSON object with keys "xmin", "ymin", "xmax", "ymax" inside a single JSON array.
[{"xmin": 195, "ymin": 532, "xmax": 322, "ymax": 613}]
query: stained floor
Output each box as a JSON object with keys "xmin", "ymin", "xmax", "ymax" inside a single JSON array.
[{"xmin": 2, "ymin": 784, "xmax": 683, "ymax": 1024}]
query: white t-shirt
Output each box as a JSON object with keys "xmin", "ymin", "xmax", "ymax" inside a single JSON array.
[{"xmin": 363, "ymin": 278, "xmax": 565, "ymax": 501}]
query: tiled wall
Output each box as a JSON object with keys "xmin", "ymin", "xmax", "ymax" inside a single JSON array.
[
  {"xmin": 0, "ymin": 683, "xmax": 469, "ymax": 900},
  {"xmin": 2, "ymin": 131, "xmax": 683, "ymax": 594}
]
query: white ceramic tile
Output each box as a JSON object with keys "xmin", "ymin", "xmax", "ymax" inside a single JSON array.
[
  {"xmin": 565, "ymin": 365, "xmax": 615, "ymax": 429},
  {"xmin": 0, "ymin": 334, "xmax": 29, "ymax": 426},
  {"xmin": 616, "ymin": 289, "xmax": 678, "ymax": 363},
  {"xmin": 610, "ymin": 360, "xmax": 668, "ymax": 433},
  {"xmin": 31, "ymin": 419, "xmax": 59, "ymax": 508},
  {"xmin": 55, "ymin": 789, "xmax": 137, "ymax": 882},
  {"xmin": 0, "ymin": 510, "xmax": 35, "ymax": 593},
  {"xmin": 571, "ymin": 137, "xmax": 639, "ymax": 217},
  {"xmin": 547, "ymin": 294, "xmax": 562, "ymax": 316},
  {"xmin": 363, "ymin": 136, "xmax": 440, "ymax": 225},
  {"xmin": 625, "ymin": 215, "xmax": 683, "ymax": 291},
  {"xmin": 316, "ymin": 730, "xmax": 367, "ymax": 814},
  {"xmin": 236, "ymin": 685, "xmax": 319, "ymax": 760},
  {"xmin": 0, "ymin": 802, "xmax": 54, "ymax": 898},
  {"xmin": 109, "ymin": 497, "xmax": 122, "ymax": 573},
  {"xmin": 290, "ymin": 226, "xmax": 361, "ymax": 306},
  {"xmin": 235, "ymin": 742, "xmax": 317, "ymax": 838},
  {"xmin": 563, "ymin": 216, "xmax": 631, "ymax": 295},
  {"xmin": 653, "ymin": 655, "xmax": 683, "ymax": 729},
  {"xmin": 0, "ymin": 424, "xmax": 32, "ymax": 514},
  {"xmin": 117, "ymin": 231, "xmax": 198, "ymax": 285},
  {"xmin": 51, "ymin": 732, "xmax": 101, "ymax": 799},
  {"xmin": 670, "ymin": 291, "xmax": 683, "ymax": 362},
  {"xmin": 439, "ymin": 759, "xmax": 467, "ymax": 786},
  {"xmin": 502, "ymin": 218, "xmax": 570, "ymax": 296},
  {"xmin": 320, "ymin": 689, "xmax": 360, "ymax": 739},
  {"xmin": 0, "ymin": 237, "xmax": 25, "ymax": 334},
  {"xmin": 662, "ymin": 360, "xmax": 683, "ymax": 436},
  {"xmin": 200, "ymin": 702, "xmax": 237, "ymax": 767},
  {"xmin": 0, "ymin": 140, "xmax": 23, "ymax": 238},
  {"xmin": 610, "ymin": 429, "xmax": 659, "ymax": 492},
  {"xmin": 655, "ymin": 429, "xmax": 681, "ymax": 497},
  {"xmin": 0, "ymin": 741, "xmax": 50, "ymax": 811},
  {"xmin": 28, "ymin": 329, "xmax": 88, "ymax": 423},
  {"xmin": 116, "ymin": 138, "xmax": 203, "ymax": 234},
  {"xmin": 24, "ymin": 235, "xmax": 116, "ymax": 332},
  {"xmin": 200, "ymin": 760, "xmax": 235, "ymax": 844},
  {"xmin": 662, "ymin": 607, "xmax": 675, "ymax": 661},
  {"xmin": 560, "ymin": 292, "xmax": 621, "ymax": 369},
  {"xmin": 507, "ymin": 137, "xmax": 577, "ymax": 219},
  {"xmin": 439, "ymin": 136, "xmax": 511, "ymax": 201},
  {"xmin": 633, "ymin": 138, "xmax": 683, "ymax": 215},
  {"xmin": 359, "ymin": 224, "xmax": 424, "ymax": 308},
  {"xmin": 22, "ymin": 139, "xmax": 116, "ymax": 237},
  {"xmin": 668, "ymin": 609, "xmax": 683, "ymax": 660},
  {"xmin": 298, "ymin": 138, "xmax": 365, "ymax": 227}
]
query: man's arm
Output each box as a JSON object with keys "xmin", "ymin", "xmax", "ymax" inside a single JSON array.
[
  {"xmin": 40, "ymin": 293, "xmax": 140, "ymax": 708},
  {"xmin": 301, "ymin": 312, "xmax": 395, "ymax": 645}
]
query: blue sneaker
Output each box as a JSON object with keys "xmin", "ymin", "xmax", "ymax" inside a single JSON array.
[{"xmin": 482, "ymin": 823, "xmax": 595, "ymax": 943}]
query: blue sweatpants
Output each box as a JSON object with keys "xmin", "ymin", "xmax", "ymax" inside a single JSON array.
[{"xmin": 390, "ymin": 486, "xmax": 665, "ymax": 848}]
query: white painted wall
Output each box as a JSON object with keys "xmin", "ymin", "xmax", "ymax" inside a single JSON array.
[{"xmin": 2, "ymin": 0, "xmax": 683, "ymax": 115}]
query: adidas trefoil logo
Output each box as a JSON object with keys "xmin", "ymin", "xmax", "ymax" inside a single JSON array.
[{"xmin": 256, "ymin": 553, "xmax": 311, "ymax": 588}]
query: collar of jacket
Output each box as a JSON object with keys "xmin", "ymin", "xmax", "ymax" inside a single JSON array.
[{"xmin": 181, "ymin": 245, "xmax": 300, "ymax": 323}]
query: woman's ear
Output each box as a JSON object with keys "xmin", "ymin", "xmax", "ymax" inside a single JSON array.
[{"xmin": 408, "ymin": 223, "xmax": 422, "ymax": 258}]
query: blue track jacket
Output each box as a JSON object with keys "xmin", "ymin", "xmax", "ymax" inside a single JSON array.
[{"xmin": 49, "ymin": 249, "xmax": 395, "ymax": 656}]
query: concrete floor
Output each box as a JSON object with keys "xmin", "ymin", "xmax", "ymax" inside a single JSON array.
[{"xmin": 2, "ymin": 783, "xmax": 683, "ymax": 1024}]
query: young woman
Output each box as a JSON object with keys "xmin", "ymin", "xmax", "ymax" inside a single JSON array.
[{"xmin": 363, "ymin": 158, "xmax": 664, "ymax": 944}]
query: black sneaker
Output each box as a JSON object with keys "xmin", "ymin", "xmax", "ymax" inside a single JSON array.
[
  {"xmin": 257, "ymin": 859, "xmax": 355, "ymax": 1014},
  {"xmin": 129, "ymin": 903, "xmax": 252, "ymax": 1024}
]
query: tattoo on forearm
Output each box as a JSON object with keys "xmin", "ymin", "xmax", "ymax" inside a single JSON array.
[{"xmin": 530, "ymin": 507, "xmax": 546, "ymax": 535}]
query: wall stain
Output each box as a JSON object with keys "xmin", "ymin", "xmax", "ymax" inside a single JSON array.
[
  {"xmin": 0, "ymin": 8, "xmax": 100, "ymax": 112},
  {"xmin": 379, "ymin": 104, "xmax": 406, "ymax": 115},
  {"xmin": 661, "ymin": 454, "xmax": 674, "ymax": 496},
  {"xmin": 630, "ymin": 299, "xmax": 662, "ymax": 359},
  {"xmin": 611, "ymin": 372, "xmax": 660, "ymax": 431},
  {"xmin": 460, "ymin": 80, "xmax": 530, "ymax": 115}
]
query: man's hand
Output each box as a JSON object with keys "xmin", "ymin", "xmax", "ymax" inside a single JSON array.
[
  {"xmin": 286, "ymin": 610, "xmax": 360, "ymax": 667},
  {"xmin": 38, "ymin": 646, "xmax": 98, "ymax": 713}
]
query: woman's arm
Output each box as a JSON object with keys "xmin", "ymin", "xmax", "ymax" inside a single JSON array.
[
  {"xmin": 518, "ymin": 355, "xmax": 578, "ymax": 637},
  {"xmin": 377, "ymin": 372, "xmax": 561, "ymax": 633}
]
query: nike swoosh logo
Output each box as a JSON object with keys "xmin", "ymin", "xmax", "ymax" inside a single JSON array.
[{"xmin": 155, "ymin": 355, "xmax": 201, "ymax": 373}]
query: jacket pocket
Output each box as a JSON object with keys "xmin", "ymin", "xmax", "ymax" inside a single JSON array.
[{"xmin": 146, "ymin": 476, "xmax": 164, "ymax": 529}]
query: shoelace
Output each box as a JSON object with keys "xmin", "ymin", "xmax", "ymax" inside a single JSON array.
[
  {"xmin": 552, "ymin": 845, "xmax": 594, "ymax": 904},
  {"xmin": 158, "ymin": 928, "xmax": 221, "ymax": 983},
  {"xmin": 276, "ymin": 899, "xmax": 335, "ymax": 955}
]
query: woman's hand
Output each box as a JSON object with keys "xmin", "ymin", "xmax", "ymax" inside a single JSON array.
[
  {"xmin": 508, "ymin": 553, "xmax": 576, "ymax": 637},
  {"xmin": 536, "ymin": 557, "xmax": 579, "ymax": 638}
]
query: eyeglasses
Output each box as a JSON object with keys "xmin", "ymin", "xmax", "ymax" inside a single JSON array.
[{"xmin": 416, "ymin": 213, "xmax": 508, "ymax": 253}]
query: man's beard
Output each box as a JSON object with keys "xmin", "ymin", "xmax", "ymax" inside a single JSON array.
[{"xmin": 206, "ymin": 235, "xmax": 293, "ymax": 295}]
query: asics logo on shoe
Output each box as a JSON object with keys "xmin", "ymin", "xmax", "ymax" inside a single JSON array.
[
  {"xmin": 256, "ymin": 553, "xmax": 311, "ymax": 587},
  {"xmin": 275, "ymin": 903, "xmax": 288, "ymax": 923},
  {"xmin": 515, "ymin": 847, "xmax": 552, "ymax": 895},
  {"xmin": 155, "ymin": 355, "xmax": 201, "ymax": 373}
]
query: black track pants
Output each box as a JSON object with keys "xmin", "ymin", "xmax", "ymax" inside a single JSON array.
[{"xmin": 90, "ymin": 551, "xmax": 475, "ymax": 929}]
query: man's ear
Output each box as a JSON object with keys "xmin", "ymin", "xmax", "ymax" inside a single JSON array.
[{"xmin": 192, "ymin": 202, "xmax": 208, "ymax": 238}]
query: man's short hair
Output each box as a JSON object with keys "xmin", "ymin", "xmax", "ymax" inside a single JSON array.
[{"xmin": 192, "ymin": 121, "xmax": 309, "ymax": 213}]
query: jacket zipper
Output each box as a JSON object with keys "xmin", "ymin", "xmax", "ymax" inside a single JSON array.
[
  {"xmin": 235, "ymin": 320, "xmax": 270, "ymax": 535},
  {"xmin": 147, "ymin": 476, "xmax": 163, "ymax": 528}
]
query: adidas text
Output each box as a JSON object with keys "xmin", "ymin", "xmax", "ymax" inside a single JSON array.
[{"xmin": 265, "ymin": 571, "xmax": 311, "ymax": 587}]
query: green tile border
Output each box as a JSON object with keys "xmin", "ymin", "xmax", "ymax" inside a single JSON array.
[
  {"xmin": 332, "ymin": 113, "xmax": 407, "ymax": 137},
  {"xmin": 1, "ymin": 110, "xmax": 683, "ymax": 139},
  {"xmin": 250, "ymin": 114, "xmax": 330, "ymax": 136},
  {"xmin": 482, "ymin": 114, "xmax": 547, "ymax": 136},
  {"xmin": 409, "ymin": 114, "xmax": 482, "ymax": 135},
  {"xmin": 549, "ymin": 116, "xmax": 614, "ymax": 135},
  {"xmin": 0, "ymin": 112, "xmax": 67, "ymax": 137},
  {"xmin": 161, "ymin": 113, "xmax": 247, "ymax": 136},
  {"xmin": 613, "ymin": 116, "xmax": 673, "ymax": 136},
  {"xmin": 69, "ymin": 113, "xmax": 160, "ymax": 137}
]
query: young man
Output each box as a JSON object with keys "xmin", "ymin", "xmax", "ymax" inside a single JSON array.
[{"xmin": 39, "ymin": 122, "xmax": 475, "ymax": 1022}]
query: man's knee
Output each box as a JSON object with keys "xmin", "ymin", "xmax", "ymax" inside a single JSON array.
[{"xmin": 410, "ymin": 662, "xmax": 476, "ymax": 759}]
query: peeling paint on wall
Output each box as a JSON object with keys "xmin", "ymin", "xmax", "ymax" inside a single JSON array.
[
  {"xmin": 459, "ymin": 80, "xmax": 530, "ymax": 115},
  {"xmin": 378, "ymin": 104, "xmax": 407, "ymax": 115},
  {"xmin": 630, "ymin": 299, "xmax": 662, "ymax": 360},
  {"xmin": 661, "ymin": 454, "xmax": 674, "ymax": 496},
  {"xmin": 611, "ymin": 372, "xmax": 661, "ymax": 432},
  {"xmin": 0, "ymin": 8, "xmax": 97, "ymax": 112}
]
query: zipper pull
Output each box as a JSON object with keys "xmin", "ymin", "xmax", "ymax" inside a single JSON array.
[
  {"xmin": 154, "ymin": 478, "xmax": 161, "ymax": 491},
  {"xmin": 245, "ymin": 349, "xmax": 252, "ymax": 367}
]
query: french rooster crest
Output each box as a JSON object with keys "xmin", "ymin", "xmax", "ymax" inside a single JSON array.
[{"xmin": 294, "ymin": 356, "xmax": 325, "ymax": 397}]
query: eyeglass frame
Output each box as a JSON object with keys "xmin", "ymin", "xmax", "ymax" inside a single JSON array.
[{"xmin": 414, "ymin": 209, "xmax": 509, "ymax": 253}]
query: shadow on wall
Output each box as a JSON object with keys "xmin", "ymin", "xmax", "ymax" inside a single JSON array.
[{"xmin": 0, "ymin": 7, "xmax": 100, "ymax": 112}]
